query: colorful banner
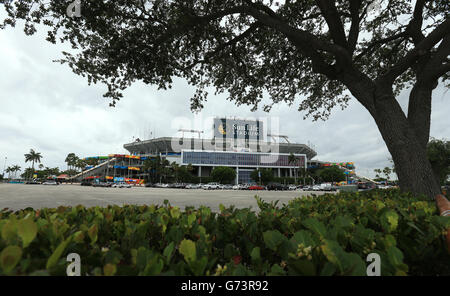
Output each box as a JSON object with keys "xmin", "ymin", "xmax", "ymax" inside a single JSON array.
[{"xmin": 125, "ymin": 155, "xmax": 141, "ymax": 159}]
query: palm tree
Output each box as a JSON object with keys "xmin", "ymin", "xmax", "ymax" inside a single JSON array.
[
  {"xmin": 76, "ymin": 159, "xmax": 87, "ymax": 181},
  {"xmin": 65, "ymin": 153, "xmax": 78, "ymax": 171},
  {"xmin": 24, "ymin": 149, "xmax": 43, "ymax": 180},
  {"xmin": 374, "ymin": 168, "xmax": 382, "ymax": 179},
  {"xmin": 12, "ymin": 165, "xmax": 21, "ymax": 179},
  {"xmin": 171, "ymin": 162, "xmax": 180, "ymax": 182},
  {"xmin": 383, "ymin": 167, "xmax": 392, "ymax": 181},
  {"xmin": 288, "ymin": 153, "xmax": 298, "ymax": 185},
  {"xmin": 5, "ymin": 166, "xmax": 12, "ymax": 180}
]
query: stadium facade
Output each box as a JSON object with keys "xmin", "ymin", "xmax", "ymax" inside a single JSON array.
[{"xmin": 73, "ymin": 117, "xmax": 355, "ymax": 184}]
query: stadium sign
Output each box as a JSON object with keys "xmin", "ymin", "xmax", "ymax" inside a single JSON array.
[{"xmin": 214, "ymin": 118, "xmax": 264, "ymax": 141}]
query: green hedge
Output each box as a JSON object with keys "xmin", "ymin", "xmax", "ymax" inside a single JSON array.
[{"xmin": 0, "ymin": 190, "xmax": 449, "ymax": 276}]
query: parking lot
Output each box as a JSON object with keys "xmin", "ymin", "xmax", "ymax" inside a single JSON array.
[{"xmin": 0, "ymin": 183, "xmax": 332, "ymax": 212}]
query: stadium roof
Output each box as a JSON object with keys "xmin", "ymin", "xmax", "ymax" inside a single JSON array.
[{"xmin": 124, "ymin": 137, "xmax": 317, "ymax": 160}]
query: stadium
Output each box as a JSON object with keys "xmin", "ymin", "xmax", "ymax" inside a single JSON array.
[{"xmin": 72, "ymin": 118, "xmax": 356, "ymax": 185}]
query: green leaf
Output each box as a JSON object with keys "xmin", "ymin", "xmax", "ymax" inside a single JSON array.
[
  {"xmin": 341, "ymin": 253, "xmax": 366, "ymax": 276},
  {"xmin": 1, "ymin": 219, "xmax": 17, "ymax": 242},
  {"xmin": 320, "ymin": 262, "xmax": 337, "ymax": 276},
  {"xmin": 289, "ymin": 259, "xmax": 316, "ymax": 276},
  {"xmin": 88, "ymin": 224, "xmax": 98, "ymax": 245},
  {"xmin": 17, "ymin": 218, "xmax": 38, "ymax": 248},
  {"xmin": 163, "ymin": 242, "xmax": 175, "ymax": 262},
  {"xmin": 320, "ymin": 239, "xmax": 344, "ymax": 273},
  {"xmin": 187, "ymin": 213, "xmax": 196, "ymax": 226},
  {"xmin": 179, "ymin": 239, "xmax": 196, "ymax": 263},
  {"xmin": 268, "ymin": 264, "xmax": 285, "ymax": 276},
  {"xmin": 250, "ymin": 247, "xmax": 261, "ymax": 263},
  {"xmin": 46, "ymin": 237, "xmax": 72, "ymax": 270},
  {"xmin": 190, "ymin": 256, "xmax": 208, "ymax": 276},
  {"xmin": 142, "ymin": 255, "xmax": 164, "ymax": 276},
  {"xmin": 380, "ymin": 209, "xmax": 399, "ymax": 233},
  {"xmin": 170, "ymin": 207, "xmax": 181, "ymax": 219},
  {"xmin": 232, "ymin": 263, "xmax": 248, "ymax": 276},
  {"xmin": 291, "ymin": 230, "xmax": 317, "ymax": 247},
  {"xmin": 263, "ymin": 230, "xmax": 285, "ymax": 250},
  {"xmin": 103, "ymin": 264, "xmax": 117, "ymax": 276},
  {"xmin": 303, "ymin": 218, "xmax": 327, "ymax": 238},
  {"xmin": 386, "ymin": 246, "xmax": 405, "ymax": 268},
  {"xmin": 0, "ymin": 246, "xmax": 22, "ymax": 274},
  {"xmin": 136, "ymin": 247, "xmax": 152, "ymax": 270}
]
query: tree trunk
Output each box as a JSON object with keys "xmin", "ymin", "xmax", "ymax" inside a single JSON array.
[{"xmin": 371, "ymin": 90, "xmax": 441, "ymax": 199}]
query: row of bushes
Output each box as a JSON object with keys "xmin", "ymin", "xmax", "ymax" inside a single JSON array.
[{"xmin": 0, "ymin": 190, "xmax": 449, "ymax": 275}]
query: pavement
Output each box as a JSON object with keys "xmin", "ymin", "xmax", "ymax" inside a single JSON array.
[{"xmin": 0, "ymin": 183, "xmax": 332, "ymax": 212}]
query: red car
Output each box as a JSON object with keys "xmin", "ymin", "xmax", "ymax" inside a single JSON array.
[{"xmin": 248, "ymin": 185, "xmax": 265, "ymax": 190}]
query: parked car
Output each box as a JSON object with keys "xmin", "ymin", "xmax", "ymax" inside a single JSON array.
[
  {"xmin": 288, "ymin": 185, "xmax": 298, "ymax": 191},
  {"xmin": 145, "ymin": 183, "xmax": 155, "ymax": 188},
  {"xmin": 358, "ymin": 182, "xmax": 376, "ymax": 190},
  {"xmin": 112, "ymin": 182, "xmax": 132, "ymax": 188},
  {"xmin": 249, "ymin": 185, "xmax": 265, "ymax": 190},
  {"xmin": 266, "ymin": 183, "xmax": 287, "ymax": 191},
  {"xmin": 26, "ymin": 180, "xmax": 41, "ymax": 185},
  {"xmin": 312, "ymin": 185, "xmax": 321, "ymax": 191},
  {"xmin": 42, "ymin": 180, "xmax": 59, "ymax": 186},
  {"xmin": 301, "ymin": 185, "xmax": 311, "ymax": 191},
  {"xmin": 319, "ymin": 183, "xmax": 333, "ymax": 191},
  {"xmin": 240, "ymin": 184, "xmax": 251, "ymax": 190},
  {"xmin": 232, "ymin": 184, "xmax": 243, "ymax": 190},
  {"xmin": 185, "ymin": 183, "xmax": 201, "ymax": 189},
  {"xmin": 202, "ymin": 182, "xmax": 221, "ymax": 190},
  {"xmin": 81, "ymin": 180, "xmax": 92, "ymax": 186},
  {"xmin": 222, "ymin": 184, "xmax": 234, "ymax": 190}
]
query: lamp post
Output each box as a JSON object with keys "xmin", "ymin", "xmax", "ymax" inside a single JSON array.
[{"xmin": 2, "ymin": 157, "xmax": 7, "ymax": 177}]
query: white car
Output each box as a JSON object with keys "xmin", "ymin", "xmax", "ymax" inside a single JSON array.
[
  {"xmin": 202, "ymin": 182, "xmax": 221, "ymax": 190},
  {"xmin": 185, "ymin": 183, "xmax": 201, "ymax": 189},
  {"xmin": 319, "ymin": 183, "xmax": 333, "ymax": 191},
  {"xmin": 378, "ymin": 185, "xmax": 392, "ymax": 190},
  {"xmin": 288, "ymin": 185, "xmax": 297, "ymax": 191},
  {"xmin": 43, "ymin": 180, "xmax": 59, "ymax": 186},
  {"xmin": 112, "ymin": 182, "xmax": 132, "ymax": 188},
  {"xmin": 312, "ymin": 185, "xmax": 321, "ymax": 191}
]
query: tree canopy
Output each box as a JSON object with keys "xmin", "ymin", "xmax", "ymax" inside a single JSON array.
[
  {"xmin": 427, "ymin": 138, "xmax": 450, "ymax": 185},
  {"xmin": 251, "ymin": 168, "xmax": 274, "ymax": 185},
  {"xmin": 1, "ymin": 0, "xmax": 448, "ymax": 197},
  {"xmin": 211, "ymin": 166, "xmax": 236, "ymax": 184},
  {"xmin": 318, "ymin": 166, "xmax": 346, "ymax": 183}
]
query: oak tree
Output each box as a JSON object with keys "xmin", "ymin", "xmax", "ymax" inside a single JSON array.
[{"xmin": 1, "ymin": 0, "xmax": 448, "ymax": 198}]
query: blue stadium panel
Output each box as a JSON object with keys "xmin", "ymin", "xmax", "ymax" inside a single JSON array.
[{"xmin": 181, "ymin": 151, "xmax": 305, "ymax": 168}]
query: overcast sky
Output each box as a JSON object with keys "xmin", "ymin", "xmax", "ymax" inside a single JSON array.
[{"xmin": 0, "ymin": 16, "xmax": 448, "ymax": 179}]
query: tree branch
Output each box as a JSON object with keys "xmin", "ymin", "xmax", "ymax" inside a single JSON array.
[
  {"xmin": 407, "ymin": 0, "xmax": 426, "ymax": 44},
  {"xmin": 378, "ymin": 18, "xmax": 450, "ymax": 85},
  {"xmin": 315, "ymin": 0, "xmax": 349, "ymax": 49},
  {"xmin": 348, "ymin": 0, "xmax": 362, "ymax": 53}
]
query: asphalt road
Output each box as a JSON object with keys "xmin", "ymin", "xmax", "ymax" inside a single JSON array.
[{"xmin": 0, "ymin": 183, "xmax": 331, "ymax": 212}]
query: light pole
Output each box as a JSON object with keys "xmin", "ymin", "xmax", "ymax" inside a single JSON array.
[{"xmin": 2, "ymin": 157, "xmax": 7, "ymax": 177}]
